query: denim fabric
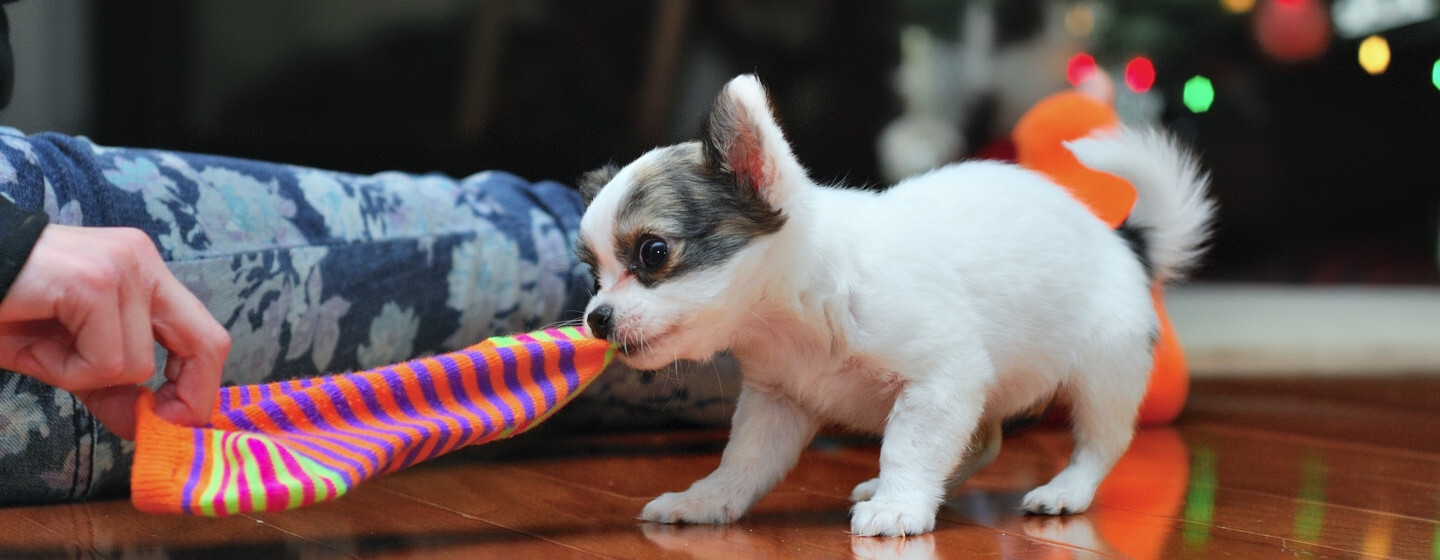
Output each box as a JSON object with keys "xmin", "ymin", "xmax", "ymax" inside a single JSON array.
[{"xmin": 0, "ymin": 128, "xmax": 742, "ymax": 506}]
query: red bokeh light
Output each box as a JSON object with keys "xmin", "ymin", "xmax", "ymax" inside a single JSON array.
[
  {"xmin": 1067, "ymin": 53, "xmax": 1098, "ymax": 87},
  {"xmin": 1124, "ymin": 57, "xmax": 1156, "ymax": 93},
  {"xmin": 1254, "ymin": 0, "xmax": 1331, "ymax": 63}
]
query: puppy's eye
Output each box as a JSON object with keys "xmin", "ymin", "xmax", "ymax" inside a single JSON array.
[{"xmin": 633, "ymin": 236, "xmax": 669, "ymax": 273}]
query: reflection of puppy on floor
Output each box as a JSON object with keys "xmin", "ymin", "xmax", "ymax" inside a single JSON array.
[
  {"xmin": 1023, "ymin": 514, "xmax": 1111, "ymax": 553},
  {"xmin": 578, "ymin": 74, "xmax": 1213, "ymax": 536},
  {"xmin": 851, "ymin": 533, "xmax": 938, "ymax": 560},
  {"xmin": 640, "ymin": 524, "xmax": 775, "ymax": 559}
]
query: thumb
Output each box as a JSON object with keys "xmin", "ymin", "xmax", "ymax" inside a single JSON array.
[{"xmin": 72, "ymin": 385, "xmax": 141, "ymax": 441}]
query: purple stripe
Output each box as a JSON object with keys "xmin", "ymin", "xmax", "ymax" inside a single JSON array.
[
  {"xmin": 259, "ymin": 383, "xmax": 273, "ymax": 402},
  {"xmin": 254, "ymin": 394, "xmax": 383, "ymax": 476},
  {"xmin": 463, "ymin": 349, "xmax": 517, "ymax": 429},
  {"xmin": 239, "ymin": 387, "xmax": 252, "ymax": 407},
  {"xmin": 497, "ymin": 346, "xmax": 538, "ymax": 421},
  {"xmin": 342, "ymin": 375, "xmax": 428, "ymax": 447},
  {"xmin": 437, "ymin": 354, "xmax": 497, "ymax": 442},
  {"xmin": 181, "ymin": 429, "xmax": 206, "ymax": 514},
  {"xmin": 252, "ymin": 408, "xmax": 368, "ymax": 483},
  {"xmin": 409, "ymin": 361, "xmax": 476, "ymax": 459},
  {"xmin": 376, "ymin": 366, "xmax": 456, "ymax": 469},
  {"xmin": 349, "ymin": 373, "xmax": 447, "ymax": 469},
  {"xmin": 292, "ymin": 383, "xmax": 421, "ymax": 475},
  {"xmin": 269, "ymin": 433, "xmax": 361, "ymax": 488},
  {"xmin": 221, "ymin": 407, "xmax": 261, "ymax": 432},
  {"xmin": 519, "ymin": 338, "xmax": 560, "ymax": 409},
  {"xmin": 394, "ymin": 363, "xmax": 456, "ymax": 464},
  {"xmin": 275, "ymin": 380, "xmax": 298, "ymax": 395},
  {"xmin": 556, "ymin": 337, "xmax": 581, "ymax": 393}
]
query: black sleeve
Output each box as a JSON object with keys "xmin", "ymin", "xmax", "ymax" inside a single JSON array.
[{"xmin": 0, "ymin": 195, "xmax": 48, "ymax": 304}]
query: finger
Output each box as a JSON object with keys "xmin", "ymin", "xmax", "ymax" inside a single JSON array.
[
  {"xmin": 0, "ymin": 321, "xmax": 69, "ymax": 380},
  {"xmin": 58, "ymin": 279, "xmax": 129, "ymax": 388},
  {"xmin": 117, "ymin": 272, "xmax": 158, "ymax": 387},
  {"xmin": 151, "ymin": 355, "xmax": 220, "ymax": 428},
  {"xmin": 73, "ymin": 385, "xmax": 141, "ymax": 441},
  {"xmin": 148, "ymin": 272, "xmax": 228, "ymax": 427},
  {"xmin": 13, "ymin": 337, "xmax": 75, "ymax": 384},
  {"xmin": 1, "ymin": 324, "xmax": 104, "ymax": 393}
]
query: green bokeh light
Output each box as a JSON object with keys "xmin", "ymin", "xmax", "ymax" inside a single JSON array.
[
  {"xmin": 1294, "ymin": 453, "xmax": 1327, "ymax": 544},
  {"xmin": 1182, "ymin": 444, "xmax": 1217, "ymax": 550},
  {"xmin": 1433, "ymin": 60, "xmax": 1440, "ymax": 91},
  {"xmin": 1184, "ymin": 75, "xmax": 1215, "ymax": 113}
]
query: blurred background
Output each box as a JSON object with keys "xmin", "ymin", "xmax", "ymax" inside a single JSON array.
[{"xmin": 3, "ymin": 0, "xmax": 1439, "ymax": 375}]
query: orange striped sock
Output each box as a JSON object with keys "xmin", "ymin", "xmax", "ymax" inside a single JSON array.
[{"xmin": 131, "ymin": 326, "xmax": 615, "ymax": 516}]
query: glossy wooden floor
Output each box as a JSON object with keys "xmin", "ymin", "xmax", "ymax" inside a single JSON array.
[{"xmin": 3, "ymin": 376, "xmax": 1439, "ymax": 559}]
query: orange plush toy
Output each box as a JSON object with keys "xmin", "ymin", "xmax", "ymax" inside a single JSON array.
[{"xmin": 1012, "ymin": 91, "xmax": 1188, "ymax": 426}]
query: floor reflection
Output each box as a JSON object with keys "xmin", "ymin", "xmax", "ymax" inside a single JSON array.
[
  {"xmin": 1020, "ymin": 515, "xmax": 1114, "ymax": 556},
  {"xmin": 6, "ymin": 396, "xmax": 1438, "ymax": 558},
  {"xmin": 641, "ymin": 523, "xmax": 790, "ymax": 559},
  {"xmin": 636, "ymin": 428, "xmax": 1194, "ymax": 560},
  {"xmin": 938, "ymin": 427, "xmax": 1191, "ymax": 559},
  {"xmin": 850, "ymin": 534, "xmax": 936, "ymax": 560},
  {"xmin": 1090, "ymin": 428, "xmax": 1190, "ymax": 560}
]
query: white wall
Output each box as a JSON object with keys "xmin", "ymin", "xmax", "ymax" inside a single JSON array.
[{"xmin": 1170, "ymin": 285, "xmax": 1440, "ymax": 377}]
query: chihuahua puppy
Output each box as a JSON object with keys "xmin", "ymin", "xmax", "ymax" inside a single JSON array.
[{"xmin": 576, "ymin": 75, "xmax": 1213, "ymax": 536}]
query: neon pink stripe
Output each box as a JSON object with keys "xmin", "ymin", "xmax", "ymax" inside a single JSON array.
[
  {"xmin": 245, "ymin": 438, "xmax": 281, "ymax": 511},
  {"xmin": 322, "ymin": 474, "xmax": 338, "ymax": 502},
  {"xmin": 273, "ymin": 437, "xmax": 319, "ymax": 508},
  {"xmin": 212, "ymin": 431, "xmax": 236, "ymax": 515},
  {"xmin": 234, "ymin": 433, "xmax": 253, "ymax": 514}
]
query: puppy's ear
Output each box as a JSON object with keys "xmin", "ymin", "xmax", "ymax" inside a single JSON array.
[
  {"xmin": 577, "ymin": 163, "xmax": 619, "ymax": 207},
  {"xmin": 702, "ymin": 74, "xmax": 804, "ymax": 207}
]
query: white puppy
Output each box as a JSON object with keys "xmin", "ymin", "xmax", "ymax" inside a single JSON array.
[{"xmin": 575, "ymin": 74, "xmax": 1213, "ymax": 537}]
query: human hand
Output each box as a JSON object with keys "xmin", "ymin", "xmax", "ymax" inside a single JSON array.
[{"xmin": 0, "ymin": 225, "xmax": 230, "ymax": 439}]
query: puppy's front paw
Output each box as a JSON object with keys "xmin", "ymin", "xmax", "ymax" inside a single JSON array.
[
  {"xmin": 1021, "ymin": 482, "xmax": 1094, "ymax": 515},
  {"xmin": 641, "ymin": 489, "xmax": 745, "ymax": 525},
  {"xmin": 850, "ymin": 497, "xmax": 935, "ymax": 537},
  {"xmin": 849, "ymin": 477, "xmax": 880, "ymax": 502}
]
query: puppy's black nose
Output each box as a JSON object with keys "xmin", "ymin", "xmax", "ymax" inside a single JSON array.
[{"xmin": 587, "ymin": 305, "xmax": 614, "ymax": 340}]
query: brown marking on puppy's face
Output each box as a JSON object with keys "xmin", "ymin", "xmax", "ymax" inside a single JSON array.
[
  {"xmin": 575, "ymin": 74, "xmax": 800, "ymax": 368},
  {"xmin": 577, "ymin": 164, "xmax": 618, "ymax": 207},
  {"xmin": 579, "ymin": 142, "xmax": 785, "ymax": 291}
]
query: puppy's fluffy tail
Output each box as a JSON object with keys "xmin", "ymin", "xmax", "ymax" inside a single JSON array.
[{"xmin": 1066, "ymin": 127, "xmax": 1216, "ymax": 284}]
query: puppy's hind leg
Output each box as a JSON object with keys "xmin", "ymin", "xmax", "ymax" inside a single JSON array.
[
  {"xmin": 1021, "ymin": 324, "xmax": 1152, "ymax": 515},
  {"xmin": 951, "ymin": 418, "xmax": 1003, "ymax": 486}
]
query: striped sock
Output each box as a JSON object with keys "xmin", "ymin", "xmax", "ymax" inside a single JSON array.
[{"xmin": 131, "ymin": 326, "xmax": 615, "ymax": 516}]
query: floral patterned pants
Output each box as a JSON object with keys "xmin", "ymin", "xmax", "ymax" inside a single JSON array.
[{"xmin": 0, "ymin": 128, "xmax": 737, "ymax": 505}]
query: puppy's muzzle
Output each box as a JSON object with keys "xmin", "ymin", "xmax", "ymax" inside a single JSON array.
[{"xmin": 587, "ymin": 304, "xmax": 614, "ymax": 340}]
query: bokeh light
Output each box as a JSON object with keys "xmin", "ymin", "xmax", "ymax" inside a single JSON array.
[
  {"xmin": 1433, "ymin": 59, "xmax": 1440, "ymax": 91},
  {"xmin": 1253, "ymin": 0, "xmax": 1332, "ymax": 63},
  {"xmin": 1184, "ymin": 76, "xmax": 1215, "ymax": 113},
  {"xmin": 1068, "ymin": 53, "xmax": 1098, "ymax": 87},
  {"xmin": 1065, "ymin": 5, "xmax": 1095, "ymax": 38},
  {"xmin": 1221, "ymin": 0, "xmax": 1256, "ymax": 14},
  {"xmin": 1125, "ymin": 57, "xmax": 1156, "ymax": 93},
  {"xmin": 1358, "ymin": 35, "xmax": 1391, "ymax": 75}
]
